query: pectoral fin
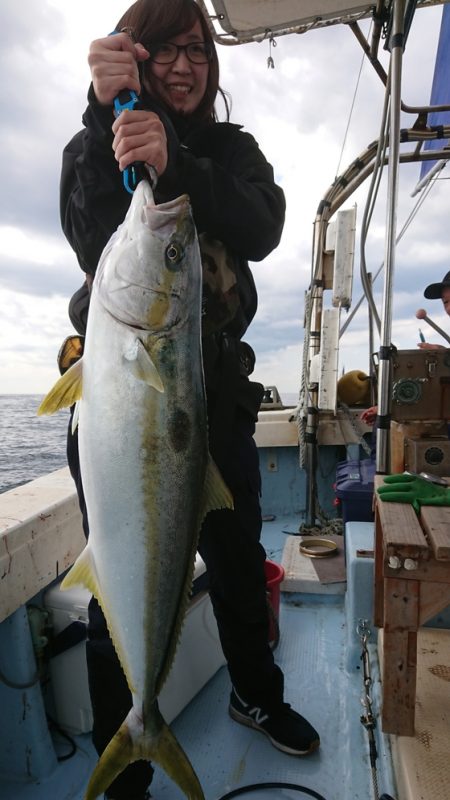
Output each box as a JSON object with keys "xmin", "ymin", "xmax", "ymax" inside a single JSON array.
[
  {"xmin": 201, "ymin": 456, "xmax": 234, "ymax": 520},
  {"xmin": 37, "ymin": 359, "xmax": 83, "ymax": 415},
  {"xmin": 124, "ymin": 339, "xmax": 164, "ymax": 392}
]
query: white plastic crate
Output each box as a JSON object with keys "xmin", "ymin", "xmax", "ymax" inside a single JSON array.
[{"xmin": 44, "ymin": 555, "xmax": 225, "ymax": 734}]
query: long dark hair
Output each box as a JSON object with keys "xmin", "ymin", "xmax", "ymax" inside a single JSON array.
[{"xmin": 116, "ymin": 0, "xmax": 230, "ymax": 123}]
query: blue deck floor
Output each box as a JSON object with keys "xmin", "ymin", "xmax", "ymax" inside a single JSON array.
[{"xmin": 2, "ymin": 515, "xmax": 397, "ymax": 800}]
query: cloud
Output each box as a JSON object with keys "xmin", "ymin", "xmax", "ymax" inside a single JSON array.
[
  {"xmin": 0, "ymin": 287, "xmax": 76, "ymax": 394},
  {"xmin": 0, "ymin": 0, "xmax": 448, "ymax": 396}
]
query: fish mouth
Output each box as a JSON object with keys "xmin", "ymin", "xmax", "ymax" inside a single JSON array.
[
  {"xmin": 143, "ymin": 194, "xmax": 190, "ymax": 234},
  {"xmin": 155, "ymin": 195, "xmax": 189, "ymax": 211}
]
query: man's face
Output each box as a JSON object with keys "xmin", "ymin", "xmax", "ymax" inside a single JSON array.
[{"xmin": 442, "ymin": 286, "xmax": 450, "ymax": 316}]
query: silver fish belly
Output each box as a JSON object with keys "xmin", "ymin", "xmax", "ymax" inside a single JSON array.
[{"xmin": 38, "ymin": 180, "xmax": 232, "ymax": 799}]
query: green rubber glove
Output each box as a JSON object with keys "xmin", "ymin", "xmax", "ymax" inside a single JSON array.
[{"xmin": 377, "ymin": 473, "xmax": 450, "ymax": 514}]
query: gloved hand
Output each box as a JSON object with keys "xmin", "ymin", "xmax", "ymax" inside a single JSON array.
[{"xmin": 377, "ymin": 472, "xmax": 450, "ymax": 513}]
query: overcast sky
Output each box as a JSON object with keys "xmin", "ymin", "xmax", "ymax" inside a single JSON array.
[{"xmin": 1, "ymin": 1, "xmax": 449, "ymax": 399}]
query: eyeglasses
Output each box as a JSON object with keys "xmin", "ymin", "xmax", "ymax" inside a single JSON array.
[{"xmin": 149, "ymin": 42, "xmax": 213, "ymax": 65}]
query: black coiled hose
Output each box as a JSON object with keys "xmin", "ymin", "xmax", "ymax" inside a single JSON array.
[{"xmin": 218, "ymin": 782, "xmax": 327, "ymax": 799}]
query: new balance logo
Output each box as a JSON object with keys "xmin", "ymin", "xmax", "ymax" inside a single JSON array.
[
  {"xmin": 233, "ymin": 688, "xmax": 269, "ymax": 725},
  {"xmin": 248, "ymin": 706, "xmax": 269, "ymax": 725}
]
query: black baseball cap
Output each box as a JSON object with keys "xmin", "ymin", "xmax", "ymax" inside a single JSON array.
[{"xmin": 424, "ymin": 270, "xmax": 450, "ymax": 299}]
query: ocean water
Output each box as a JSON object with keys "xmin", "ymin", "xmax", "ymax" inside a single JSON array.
[
  {"xmin": 0, "ymin": 395, "xmax": 69, "ymax": 494},
  {"xmin": 0, "ymin": 390, "xmax": 298, "ymax": 496}
]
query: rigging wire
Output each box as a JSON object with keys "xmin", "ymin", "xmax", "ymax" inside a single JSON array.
[
  {"xmin": 340, "ymin": 167, "xmax": 441, "ymax": 337},
  {"xmin": 335, "ymin": 21, "xmax": 373, "ymax": 179},
  {"xmin": 358, "ymin": 80, "xmax": 391, "ymax": 336}
]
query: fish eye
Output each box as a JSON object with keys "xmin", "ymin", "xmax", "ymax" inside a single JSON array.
[{"xmin": 165, "ymin": 242, "xmax": 184, "ymax": 271}]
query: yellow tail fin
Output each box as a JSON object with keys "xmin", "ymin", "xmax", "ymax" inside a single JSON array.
[{"xmin": 85, "ymin": 702, "xmax": 204, "ymax": 800}]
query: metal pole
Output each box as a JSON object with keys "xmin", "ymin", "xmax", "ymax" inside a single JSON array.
[
  {"xmin": 367, "ymin": 273, "xmax": 376, "ymax": 404},
  {"xmin": 376, "ymin": 0, "xmax": 405, "ymax": 474},
  {"xmin": 305, "ymin": 215, "xmax": 325, "ymax": 526}
]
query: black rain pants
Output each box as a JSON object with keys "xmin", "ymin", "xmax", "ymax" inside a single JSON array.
[{"xmin": 66, "ymin": 402, "xmax": 283, "ymax": 799}]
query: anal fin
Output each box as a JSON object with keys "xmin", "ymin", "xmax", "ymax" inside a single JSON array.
[
  {"xmin": 201, "ymin": 455, "xmax": 234, "ymax": 521},
  {"xmin": 61, "ymin": 545, "xmax": 100, "ymax": 598}
]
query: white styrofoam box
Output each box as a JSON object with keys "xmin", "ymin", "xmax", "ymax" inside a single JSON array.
[
  {"xmin": 324, "ymin": 219, "xmax": 336, "ymax": 254},
  {"xmin": 254, "ymin": 409, "xmax": 298, "ymax": 448},
  {"xmin": 331, "ymin": 206, "xmax": 356, "ymax": 309},
  {"xmin": 44, "ymin": 554, "xmax": 225, "ymax": 734},
  {"xmin": 318, "ymin": 307, "xmax": 340, "ymax": 412}
]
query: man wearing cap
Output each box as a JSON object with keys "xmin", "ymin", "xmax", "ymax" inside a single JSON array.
[{"xmin": 418, "ymin": 270, "xmax": 450, "ymax": 351}]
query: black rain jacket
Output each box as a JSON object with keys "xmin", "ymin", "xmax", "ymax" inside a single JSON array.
[{"xmin": 60, "ymin": 86, "xmax": 286, "ymax": 431}]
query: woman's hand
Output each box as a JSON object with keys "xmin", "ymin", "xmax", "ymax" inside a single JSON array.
[
  {"xmin": 112, "ymin": 110, "xmax": 168, "ymax": 176},
  {"xmin": 88, "ymin": 32, "xmax": 149, "ymax": 106}
]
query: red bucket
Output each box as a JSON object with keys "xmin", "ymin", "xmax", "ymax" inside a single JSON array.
[{"xmin": 264, "ymin": 559, "xmax": 285, "ymax": 647}]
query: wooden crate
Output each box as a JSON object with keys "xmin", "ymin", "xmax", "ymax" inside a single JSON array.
[{"xmin": 374, "ymin": 475, "xmax": 450, "ymax": 735}]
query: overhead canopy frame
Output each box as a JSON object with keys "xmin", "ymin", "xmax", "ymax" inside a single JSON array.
[
  {"xmin": 199, "ymin": 0, "xmax": 445, "ymax": 45},
  {"xmin": 200, "ymin": 0, "xmax": 450, "ymax": 521}
]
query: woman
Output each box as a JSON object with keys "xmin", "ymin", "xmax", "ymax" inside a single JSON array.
[{"xmin": 61, "ymin": 2, "xmax": 320, "ymax": 797}]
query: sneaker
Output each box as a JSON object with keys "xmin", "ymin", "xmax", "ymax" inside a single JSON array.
[{"xmin": 229, "ymin": 688, "xmax": 320, "ymax": 756}]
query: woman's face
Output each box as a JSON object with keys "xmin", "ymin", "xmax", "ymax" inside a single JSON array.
[{"xmin": 148, "ymin": 20, "xmax": 209, "ymax": 115}]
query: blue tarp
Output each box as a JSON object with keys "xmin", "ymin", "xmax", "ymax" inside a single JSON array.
[{"xmin": 419, "ymin": 4, "xmax": 450, "ymax": 179}]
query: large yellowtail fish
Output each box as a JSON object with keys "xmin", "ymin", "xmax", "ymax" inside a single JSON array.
[{"xmin": 38, "ymin": 180, "xmax": 233, "ymax": 799}]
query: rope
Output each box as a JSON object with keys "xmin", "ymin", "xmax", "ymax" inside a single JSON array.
[
  {"xmin": 338, "ymin": 402, "xmax": 373, "ymax": 457},
  {"xmin": 298, "ymin": 517, "xmax": 344, "ymax": 538},
  {"xmin": 298, "ymin": 291, "xmax": 312, "ymax": 469}
]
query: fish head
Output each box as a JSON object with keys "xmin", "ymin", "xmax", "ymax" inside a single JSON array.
[{"xmin": 95, "ymin": 180, "xmax": 201, "ymax": 333}]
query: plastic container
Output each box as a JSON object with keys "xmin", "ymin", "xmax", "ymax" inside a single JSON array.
[
  {"xmin": 264, "ymin": 559, "xmax": 285, "ymax": 646},
  {"xmin": 335, "ymin": 457, "xmax": 376, "ymax": 523},
  {"xmin": 43, "ymin": 554, "xmax": 225, "ymax": 733}
]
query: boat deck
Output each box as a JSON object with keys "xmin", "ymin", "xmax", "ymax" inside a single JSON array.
[
  {"xmin": 380, "ymin": 627, "xmax": 450, "ymax": 800},
  {"xmin": 1, "ymin": 513, "xmax": 399, "ymax": 800},
  {"xmin": 149, "ymin": 517, "xmax": 396, "ymax": 800},
  {"xmin": 3, "ymin": 506, "xmax": 450, "ymax": 800}
]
